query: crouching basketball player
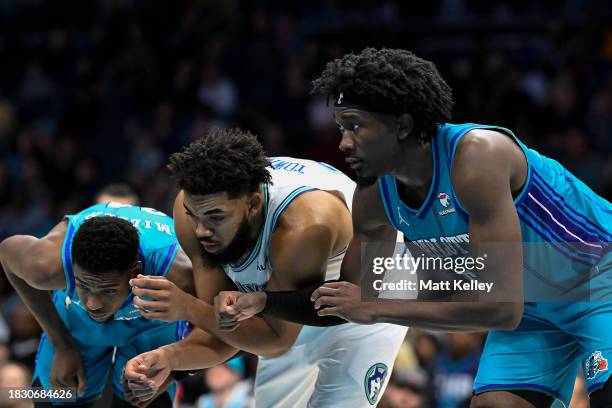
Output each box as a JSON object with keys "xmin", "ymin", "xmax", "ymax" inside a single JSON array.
[
  {"xmin": 124, "ymin": 128, "xmax": 407, "ymax": 407},
  {"xmin": 0, "ymin": 203, "xmax": 193, "ymax": 407}
]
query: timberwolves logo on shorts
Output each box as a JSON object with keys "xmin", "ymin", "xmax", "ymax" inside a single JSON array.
[
  {"xmin": 585, "ymin": 351, "xmax": 608, "ymax": 380},
  {"xmin": 364, "ymin": 363, "xmax": 388, "ymax": 405}
]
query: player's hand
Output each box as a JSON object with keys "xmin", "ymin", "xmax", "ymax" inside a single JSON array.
[
  {"xmin": 121, "ymin": 374, "xmax": 154, "ymax": 408},
  {"xmin": 311, "ymin": 281, "xmax": 377, "ymax": 324},
  {"xmin": 130, "ymin": 274, "xmax": 193, "ymax": 322},
  {"xmin": 214, "ymin": 291, "xmax": 266, "ymax": 331},
  {"xmin": 123, "ymin": 349, "xmax": 172, "ymax": 403},
  {"xmin": 50, "ymin": 347, "xmax": 87, "ymax": 397}
]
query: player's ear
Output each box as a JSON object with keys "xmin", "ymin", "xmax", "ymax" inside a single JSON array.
[
  {"xmin": 396, "ymin": 113, "xmax": 414, "ymax": 143},
  {"xmin": 130, "ymin": 261, "xmax": 142, "ymax": 279},
  {"xmin": 246, "ymin": 191, "xmax": 263, "ymax": 217}
]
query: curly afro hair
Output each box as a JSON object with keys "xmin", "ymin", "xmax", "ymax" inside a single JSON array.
[
  {"xmin": 168, "ymin": 128, "xmax": 272, "ymax": 197},
  {"xmin": 72, "ymin": 216, "xmax": 139, "ymax": 274},
  {"xmin": 312, "ymin": 47, "xmax": 454, "ymax": 143}
]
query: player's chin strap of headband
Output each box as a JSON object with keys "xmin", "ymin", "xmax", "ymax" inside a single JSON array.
[{"xmin": 332, "ymin": 91, "xmax": 404, "ymax": 116}]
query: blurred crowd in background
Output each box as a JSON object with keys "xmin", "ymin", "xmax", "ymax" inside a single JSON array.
[{"xmin": 0, "ymin": 0, "xmax": 609, "ymax": 407}]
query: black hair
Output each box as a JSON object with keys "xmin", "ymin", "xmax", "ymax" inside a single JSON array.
[
  {"xmin": 72, "ymin": 216, "xmax": 139, "ymax": 274},
  {"xmin": 312, "ymin": 47, "xmax": 454, "ymax": 142},
  {"xmin": 168, "ymin": 127, "xmax": 272, "ymax": 197}
]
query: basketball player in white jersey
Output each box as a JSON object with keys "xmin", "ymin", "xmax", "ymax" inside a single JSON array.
[{"xmin": 122, "ymin": 128, "xmax": 407, "ymax": 407}]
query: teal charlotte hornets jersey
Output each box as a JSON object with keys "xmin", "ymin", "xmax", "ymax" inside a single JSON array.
[
  {"xmin": 55, "ymin": 202, "xmax": 184, "ymax": 347},
  {"xmin": 34, "ymin": 203, "xmax": 187, "ymax": 402},
  {"xmin": 378, "ymin": 123, "xmax": 612, "ymax": 406},
  {"xmin": 378, "ymin": 123, "xmax": 611, "ymax": 301}
]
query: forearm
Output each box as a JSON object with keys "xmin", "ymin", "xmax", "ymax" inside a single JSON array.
[
  {"xmin": 161, "ymin": 329, "xmax": 238, "ymax": 371},
  {"xmin": 263, "ymin": 284, "xmax": 347, "ymax": 326},
  {"xmin": 372, "ymin": 300, "xmax": 521, "ymax": 332},
  {"xmin": 185, "ymin": 296, "xmax": 295, "ymax": 357},
  {"xmin": 2, "ymin": 264, "xmax": 75, "ymax": 349}
]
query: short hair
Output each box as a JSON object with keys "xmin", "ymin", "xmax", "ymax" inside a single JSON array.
[
  {"xmin": 168, "ymin": 128, "xmax": 272, "ymax": 197},
  {"xmin": 72, "ymin": 216, "xmax": 139, "ymax": 274},
  {"xmin": 95, "ymin": 183, "xmax": 139, "ymax": 205},
  {"xmin": 312, "ymin": 48, "xmax": 454, "ymax": 143}
]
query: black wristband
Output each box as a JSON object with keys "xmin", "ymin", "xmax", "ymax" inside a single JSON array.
[{"xmin": 262, "ymin": 282, "xmax": 347, "ymax": 326}]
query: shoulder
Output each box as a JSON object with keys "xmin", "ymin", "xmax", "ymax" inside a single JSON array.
[
  {"xmin": 452, "ymin": 129, "xmax": 522, "ymax": 179},
  {"xmin": 452, "ymin": 129, "xmax": 521, "ymax": 217},
  {"xmin": 27, "ymin": 221, "xmax": 67, "ymax": 277},
  {"xmin": 271, "ymin": 190, "xmax": 345, "ymax": 251},
  {"xmin": 1, "ymin": 221, "xmax": 67, "ymax": 289},
  {"xmin": 268, "ymin": 190, "xmax": 349, "ymax": 285}
]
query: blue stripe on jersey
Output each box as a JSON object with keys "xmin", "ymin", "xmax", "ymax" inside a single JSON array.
[
  {"xmin": 519, "ymin": 202, "xmax": 600, "ymax": 264},
  {"xmin": 159, "ymin": 243, "xmax": 178, "ymax": 277},
  {"xmin": 529, "ymin": 179, "xmax": 604, "ymax": 243},
  {"xmin": 271, "ymin": 187, "xmax": 317, "ymax": 230},
  {"xmin": 315, "ymin": 161, "xmax": 341, "ymax": 173},
  {"xmin": 523, "ymin": 194, "xmax": 605, "ymax": 260},
  {"xmin": 518, "ymin": 207, "xmax": 597, "ymax": 266},
  {"xmin": 532, "ymin": 172, "xmax": 611, "ymax": 241},
  {"xmin": 63, "ymin": 223, "xmax": 76, "ymax": 298}
]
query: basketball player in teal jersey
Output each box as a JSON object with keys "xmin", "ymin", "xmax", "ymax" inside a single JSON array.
[
  {"xmin": 310, "ymin": 48, "xmax": 612, "ymax": 408},
  {"xmin": 0, "ymin": 203, "xmax": 195, "ymax": 407},
  {"xmin": 219, "ymin": 48, "xmax": 611, "ymax": 407}
]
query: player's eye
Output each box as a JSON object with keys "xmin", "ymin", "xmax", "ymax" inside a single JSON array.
[
  {"xmin": 209, "ymin": 216, "xmax": 225, "ymax": 222},
  {"xmin": 338, "ymin": 123, "xmax": 359, "ymax": 132},
  {"xmin": 103, "ymin": 289, "xmax": 118, "ymax": 295},
  {"xmin": 77, "ymin": 283, "xmax": 90, "ymax": 292}
]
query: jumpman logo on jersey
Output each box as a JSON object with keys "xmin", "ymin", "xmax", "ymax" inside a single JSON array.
[{"xmin": 397, "ymin": 206, "xmax": 409, "ymax": 226}]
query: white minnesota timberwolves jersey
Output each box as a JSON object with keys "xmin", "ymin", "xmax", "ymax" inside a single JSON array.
[{"xmin": 222, "ymin": 157, "xmax": 356, "ymax": 292}]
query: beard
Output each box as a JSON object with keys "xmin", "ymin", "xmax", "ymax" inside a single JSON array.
[{"xmin": 200, "ymin": 216, "xmax": 256, "ymax": 265}]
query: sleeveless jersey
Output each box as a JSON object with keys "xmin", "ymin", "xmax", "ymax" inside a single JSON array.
[
  {"xmin": 54, "ymin": 203, "xmax": 186, "ymax": 347},
  {"xmin": 378, "ymin": 123, "xmax": 611, "ymax": 301},
  {"xmin": 223, "ymin": 157, "xmax": 356, "ymax": 292}
]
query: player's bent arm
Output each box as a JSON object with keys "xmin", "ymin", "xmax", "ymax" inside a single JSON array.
[
  {"xmin": 172, "ymin": 192, "xmax": 297, "ymax": 357},
  {"xmin": 161, "ymin": 328, "xmax": 239, "ymax": 371},
  {"xmin": 0, "ymin": 222, "xmax": 79, "ymax": 349},
  {"xmin": 451, "ymin": 131, "xmax": 524, "ymax": 327},
  {"xmin": 255, "ymin": 185, "xmax": 396, "ymax": 326},
  {"xmin": 124, "ymin": 329, "xmax": 238, "ymax": 400},
  {"xmin": 365, "ymin": 134, "xmax": 524, "ymax": 331}
]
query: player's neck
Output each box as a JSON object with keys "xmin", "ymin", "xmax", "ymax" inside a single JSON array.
[{"xmin": 392, "ymin": 141, "xmax": 433, "ymax": 194}]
